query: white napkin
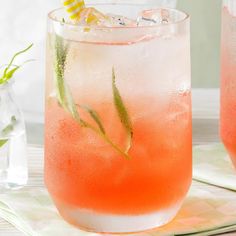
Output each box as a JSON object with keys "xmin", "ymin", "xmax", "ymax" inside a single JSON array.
[
  {"xmin": 1, "ymin": 181, "xmax": 236, "ymax": 236},
  {"xmin": 193, "ymin": 143, "xmax": 236, "ymax": 191}
]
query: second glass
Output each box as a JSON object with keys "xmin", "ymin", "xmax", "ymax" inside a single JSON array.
[
  {"xmin": 221, "ymin": 0, "xmax": 236, "ymax": 168},
  {"xmin": 45, "ymin": 4, "xmax": 192, "ymax": 233}
]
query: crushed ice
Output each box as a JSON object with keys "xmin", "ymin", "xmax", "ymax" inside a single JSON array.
[{"xmin": 63, "ymin": 7, "xmax": 172, "ymax": 28}]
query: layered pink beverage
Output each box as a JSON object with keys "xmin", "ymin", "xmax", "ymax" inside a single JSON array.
[
  {"xmin": 45, "ymin": 4, "xmax": 192, "ymax": 233},
  {"xmin": 221, "ymin": 1, "xmax": 236, "ymax": 167}
]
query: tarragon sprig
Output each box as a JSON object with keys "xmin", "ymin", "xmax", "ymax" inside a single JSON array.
[
  {"xmin": 80, "ymin": 104, "xmax": 105, "ymax": 134},
  {"xmin": 0, "ymin": 116, "xmax": 17, "ymax": 148},
  {"xmin": 0, "ymin": 140, "xmax": 7, "ymax": 148},
  {"xmin": 0, "ymin": 44, "xmax": 33, "ymax": 85},
  {"xmin": 0, "ymin": 44, "xmax": 33, "ymax": 148},
  {"xmin": 112, "ymin": 68, "xmax": 133, "ymax": 153},
  {"xmin": 54, "ymin": 35, "xmax": 132, "ymax": 159}
]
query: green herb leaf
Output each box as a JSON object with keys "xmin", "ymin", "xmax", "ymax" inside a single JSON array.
[
  {"xmin": 0, "ymin": 116, "xmax": 17, "ymax": 149},
  {"xmin": 80, "ymin": 105, "xmax": 105, "ymax": 134},
  {"xmin": 4, "ymin": 66, "xmax": 20, "ymax": 80},
  {"xmin": 54, "ymin": 35, "xmax": 68, "ymax": 106},
  {"xmin": 0, "ymin": 44, "xmax": 33, "ymax": 85},
  {"xmin": 112, "ymin": 68, "xmax": 133, "ymax": 153},
  {"xmin": 2, "ymin": 116, "xmax": 17, "ymax": 135},
  {"xmin": 54, "ymin": 35, "xmax": 85, "ymax": 126},
  {"xmin": 0, "ymin": 140, "xmax": 8, "ymax": 148},
  {"xmin": 3, "ymin": 44, "xmax": 33, "ymax": 77},
  {"xmin": 54, "ymin": 36, "xmax": 132, "ymax": 159}
]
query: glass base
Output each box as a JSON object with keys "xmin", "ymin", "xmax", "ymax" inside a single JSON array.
[
  {"xmin": 229, "ymin": 155, "xmax": 236, "ymax": 169},
  {"xmin": 0, "ymin": 132, "xmax": 28, "ymax": 190},
  {"xmin": 0, "ymin": 168, "xmax": 28, "ymax": 191},
  {"xmin": 222, "ymin": 141, "xmax": 236, "ymax": 169},
  {"xmin": 55, "ymin": 201, "xmax": 182, "ymax": 233}
]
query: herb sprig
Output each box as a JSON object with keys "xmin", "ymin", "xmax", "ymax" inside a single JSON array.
[
  {"xmin": 0, "ymin": 44, "xmax": 33, "ymax": 85},
  {"xmin": 112, "ymin": 68, "xmax": 133, "ymax": 153},
  {"xmin": 0, "ymin": 116, "xmax": 17, "ymax": 148},
  {"xmin": 0, "ymin": 44, "xmax": 33, "ymax": 148},
  {"xmin": 54, "ymin": 35, "xmax": 132, "ymax": 159},
  {"xmin": 0, "ymin": 140, "xmax": 7, "ymax": 148},
  {"xmin": 2, "ymin": 116, "xmax": 17, "ymax": 135}
]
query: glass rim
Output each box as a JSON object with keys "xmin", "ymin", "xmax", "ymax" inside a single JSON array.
[{"xmin": 48, "ymin": 4, "xmax": 189, "ymax": 30}]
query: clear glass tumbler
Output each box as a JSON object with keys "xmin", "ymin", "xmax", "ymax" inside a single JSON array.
[
  {"xmin": 45, "ymin": 4, "xmax": 191, "ymax": 233},
  {"xmin": 221, "ymin": 0, "xmax": 236, "ymax": 168},
  {"xmin": 0, "ymin": 82, "xmax": 28, "ymax": 189},
  {"xmin": 87, "ymin": 0, "xmax": 177, "ymax": 8}
]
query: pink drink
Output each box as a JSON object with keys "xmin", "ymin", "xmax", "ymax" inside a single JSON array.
[
  {"xmin": 221, "ymin": 1, "xmax": 236, "ymax": 167},
  {"xmin": 45, "ymin": 5, "xmax": 192, "ymax": 233}
]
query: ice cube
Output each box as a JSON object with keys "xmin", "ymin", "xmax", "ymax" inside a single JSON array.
[
  {"xmin": 137, "ymin": 9, "xmax": 171, "ymax": 26},
  {"xmin": 75, "ymin": 8, "xmax": 137, "ymax": 28},
  {"xmin": 105, "ymin": 14, "xmax": 137, "ymax": 27}
]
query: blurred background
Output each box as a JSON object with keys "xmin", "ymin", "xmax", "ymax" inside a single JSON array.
[{"xmin": 0, "ymin": 0, "xmax": 221, "ymax": 144}]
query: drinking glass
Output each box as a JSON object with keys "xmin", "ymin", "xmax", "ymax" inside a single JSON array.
[
  {"xmin": 221, "ymin": 0, "xmax": 236, "ymax": 168},
  {"xmin": 45, "ymin": 4, "xmax": 191, "ymax": 233},
  {"xmin": 0, "ymin": 82, "xmax": 28, "ymax": 189},
  {"xmin": 87, "ymin": 0, "xmax": 177, "ymax": 8}
]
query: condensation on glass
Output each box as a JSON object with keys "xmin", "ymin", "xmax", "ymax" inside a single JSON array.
[
  {"xmin": 221, "ymin": 0, "xmax": 236, "ymax": 168},
  {"xmin": 45, "ymin": 4, "xmax": 191, "ymax": 234}
]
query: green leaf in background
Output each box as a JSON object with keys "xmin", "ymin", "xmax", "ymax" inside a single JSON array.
[
  {"xmin": 0, "ymin": 44, "xmax": 33, "ymax": 85},
  {"xmin": 80, "ymin": 105, "xmax": 105, "ymax": 134},
  {"xmin": 0, "ymin": 140, "xmax": 8, "ymax": 148},
  {"xmin": 112, "ymin": 68, "xmax": 133, "ymax": 153},
  {"xmin": 0, "ymin": 116, "xmax": 17, "ymax": 149},
  {"xmin": 2, "ymin": 116, "xmax": 17, "ymax": 135},
  {"xmin": 0, "ymin": 44, "xmax": 32, "ymax": 147},
  {"xmin": 4, "ymin": 66, "xmax": 20, "ymax": 80}
]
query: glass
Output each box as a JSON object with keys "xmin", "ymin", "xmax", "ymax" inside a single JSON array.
[
  {"xmin": 221, "ymin": 0, "xmax": 236, "ymax": 168},
  {"xmin": 88, "ymin": 0, "xmax": 177, "ymax": 8},
  {"xmin": 0, "ymin": 82, "xmax": 28, "ymax": 189},
  {"xmin": 45, "ymin": 4, "xmax": 191, "ymax": 233}
]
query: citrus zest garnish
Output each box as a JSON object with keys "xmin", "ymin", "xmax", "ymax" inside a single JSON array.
[
  {"xmin": 63, "ymin": 0, "xmax": 85, "ymax": 21},
  {"xmin": 63, "ymin": 1, "xmax": 110, "ymax": 25}
]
